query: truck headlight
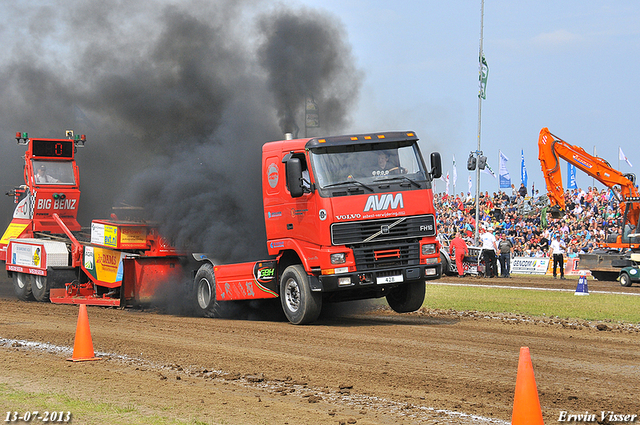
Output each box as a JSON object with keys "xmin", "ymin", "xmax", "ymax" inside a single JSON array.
[
  {"xmin": 330, "ymin": 253, "xmax": 346, "ymax": 264},
  {"xmin": 422, "ymin": 243, "xmax": 437, "ymax": 255}
]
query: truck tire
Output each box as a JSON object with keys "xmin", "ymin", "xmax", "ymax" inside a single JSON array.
[
  {"xmin": 280, "ymin": 265, "xmax": 322, "ymax": 325},
  {"xmin": 192, "ymin": 263, "xmax": 221, "ymax": 318},
  {"xmin": 32, "ymin": 275, "xmax": 50, "ymax": 302},
  {"xmin": 13, "ymin": 273, "xmax": 35, "ymax": 301},
  {"xmin": 619, "ymin": 272, "xmax": 633, "ymax": 287},
  {"xmin": 386, "ymin": 280, "xmax": 425, "ymax": 313}
]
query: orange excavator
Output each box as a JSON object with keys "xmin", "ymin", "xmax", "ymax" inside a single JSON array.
[{"xmin": 538, "ymin": 127, "xmax": 640, "ymax": 281}]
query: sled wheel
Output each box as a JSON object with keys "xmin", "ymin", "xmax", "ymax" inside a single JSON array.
[
  {"xmin": 13, "ymin": 273, "xmax": 35, "ymax": 301},
  {"xmin": 32, "ymin": 275, "xmax": 50, "ymax": 302}
]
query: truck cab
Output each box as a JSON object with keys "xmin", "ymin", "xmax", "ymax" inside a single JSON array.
[{"xmin": 262, "ymin": 131, "xmax": 442, "ymax": 323}]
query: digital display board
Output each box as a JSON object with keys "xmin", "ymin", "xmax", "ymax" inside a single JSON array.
[{"xmin": 31, "ymin": 140, "xmax": 74, "ymax": 158}]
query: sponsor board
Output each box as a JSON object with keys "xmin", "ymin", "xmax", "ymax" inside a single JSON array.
[
  {"xmin": 545, "ymin": 257, "xmax": 592, "ymax": 276},
  {"xmin": 119, "ymin": 226, "xmax": 148, "ymax": 249},
  {"xmin": 91, "ymin": 222, "xmax": 118, "ymax": 248},
  {"xmin": 83, "ymin": 246, "xmax": 124, "ymax": 285},
  {"xmin": 0, "ymin": 222, "xmax": 30, "ymax": 245},
  {"xmin": 510, "ymin": 257, "xmax": 550, "ymax": 274},
  {"xmin": 8, "ymin": 242, "xmax": 45, "ymax": 270},
  {"xmin": 508, "ymin": 257, "xmax": 592, "ymax": 276}
]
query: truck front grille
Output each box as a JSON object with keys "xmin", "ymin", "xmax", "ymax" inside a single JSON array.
[{"xmin": 331, "ymin": 214, "xmax": 435, "ymax": 245}]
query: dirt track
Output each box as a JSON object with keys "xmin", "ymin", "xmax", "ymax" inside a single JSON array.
[{"xmin": 0, "ymin": 275, "xmax": 639, "ymax": 424}]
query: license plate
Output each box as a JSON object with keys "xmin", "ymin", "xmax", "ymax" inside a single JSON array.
[{"xmin": 376, "ymin": 275, "xmax": 404, "ymax": 284}]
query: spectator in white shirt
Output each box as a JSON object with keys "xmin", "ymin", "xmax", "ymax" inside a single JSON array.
[{"xmin": 550, "ymin": 233, "xmax": 566, "ymax": 279}]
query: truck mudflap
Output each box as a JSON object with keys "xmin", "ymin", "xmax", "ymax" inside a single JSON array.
[
  {"xmin": 317, "ymin": 264, "xmax": 441, "ymax": 293},
  {"xmin": 213, "ymin": 260, "xmax": 278, "ymax": 301}
]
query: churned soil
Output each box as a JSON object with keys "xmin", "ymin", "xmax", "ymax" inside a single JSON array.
[{"xmin": 0, "ymin": 274, "xmax": 638, "ymax": 424}]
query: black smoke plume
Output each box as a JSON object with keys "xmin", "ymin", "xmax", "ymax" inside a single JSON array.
[
  {"xmin": 0, "ymin": 0, "xmax": 362, "ymax": 263},
  {"xmin": 257, "ymin": 7, "xmax": 362, "ymax": 136}
]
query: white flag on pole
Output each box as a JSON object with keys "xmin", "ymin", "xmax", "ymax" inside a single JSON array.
[
  {"xmin": 482, "ymin": 163, "xmax": 497, "ymax": 179},
  {"xmin": 619, "ymin": 147, "xmax": 633, "ymax": 167},
  {"xmin": 445, "ymin": 172, "xmax": 450, "ymax": 195},
  {"xmin": 452, "ymin": 155, "xmax": 457, "ymax": 183}
]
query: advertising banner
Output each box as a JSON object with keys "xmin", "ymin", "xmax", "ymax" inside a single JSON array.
[{"xmin": 510, "ymin": 257, "xmax": 549, "ymax": 274}]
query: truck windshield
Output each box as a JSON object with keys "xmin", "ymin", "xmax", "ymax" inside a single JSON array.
[
  {"xmin": 32, "ymin": 160, "xmax": 76, "ymax": 185},
  {"xmin": 309, "ymin": 143, "xmax": 428, "ymax": 190}
]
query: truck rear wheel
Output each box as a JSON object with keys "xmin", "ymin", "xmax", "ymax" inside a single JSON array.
[
  {"xmin": 386, "ymin": 280, "xmax": 425, "ymax": 313},
  {"xmin": 32, "ymin": 276, "xmax": 50, "ymax": 302},
  {"xmin": 13, "ymin": 273, "xmax": 35, "ymax": 301},
  {"xmin": 280, "ymin": 265, "xmax": 322, "ymax": 325},
  {"xmin": 193, "ymin": 263, "xmax": 220, "ymax": 318}
]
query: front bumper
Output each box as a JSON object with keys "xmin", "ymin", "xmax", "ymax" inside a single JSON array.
[{"xmin": 312, "ymin": 263, "xmax": 442, "ymax": 293}]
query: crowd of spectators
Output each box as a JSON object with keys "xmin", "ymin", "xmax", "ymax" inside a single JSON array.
[{"xmin": 435, "ymin": 184, "xmax": 623, "ymax": 258}]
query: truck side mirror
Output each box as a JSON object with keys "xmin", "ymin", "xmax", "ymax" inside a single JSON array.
[
  {"xmin": 429, "ymin": 152, "xmax": 442, "ymax": 180},
  {"xmin": 285, "ymin": 157, "xmax": 304, "ymax": 198}
]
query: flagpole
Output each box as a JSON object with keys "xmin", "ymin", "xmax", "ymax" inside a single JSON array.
[{"xmin": 474, "ymin": 0, "xmax": 485, "ymax": 245}]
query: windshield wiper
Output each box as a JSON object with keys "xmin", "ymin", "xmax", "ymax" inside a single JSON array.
[
  {"xmin": 374, "ymin": 176, "xmax": 421, "ymax": 188},
  {"xmin": 323, "ymin": 179, "xmax": 374, "ymax": 192}
]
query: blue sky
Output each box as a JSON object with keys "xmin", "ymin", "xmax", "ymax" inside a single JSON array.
[{"xmin": 294, "ymin": 0, "xmax": 640, "ymax": 194}]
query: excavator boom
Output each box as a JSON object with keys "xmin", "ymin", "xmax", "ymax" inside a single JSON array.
[{"xmin": 538, "ymin": 127, "xmax": 639, "ymax": 225}]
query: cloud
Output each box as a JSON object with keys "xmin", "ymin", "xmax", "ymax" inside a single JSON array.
[{"xmin": 532, "ymin": 29, "xmax": 582, "ymax": 50}]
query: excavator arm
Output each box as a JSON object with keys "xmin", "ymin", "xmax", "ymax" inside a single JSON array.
[{"xmin": 538, "ymin": 127, "xmax": 640, "ymax": 226}]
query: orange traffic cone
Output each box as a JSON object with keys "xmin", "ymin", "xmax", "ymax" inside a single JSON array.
[
  {"xmin": 511, "ymin": 347, "xmax": 544, "ymax": 424},
  {"xmin": 67, "ymin": 304, "xmax": 101, "ymax": 362}
]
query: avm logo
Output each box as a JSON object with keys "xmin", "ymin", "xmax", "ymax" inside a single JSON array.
[{"xmin": 364, "ymin": 193, "xmax": 404, "ymax": 212}]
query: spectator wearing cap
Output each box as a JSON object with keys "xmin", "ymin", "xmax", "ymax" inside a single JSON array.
[
  {"xmin": 497, "ymin": 233, "xmax": 514, "ymax": 278},
  {"xmin": 550, "ymin": 233, "xmax": 566, "ymax": 279}
]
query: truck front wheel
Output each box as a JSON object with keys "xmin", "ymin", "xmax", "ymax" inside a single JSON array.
[
  {"xmin": 32, "ymin": 276, "xmax": 50, "ymax": 302},
  {"xmin": 386, "ymin": 280, "xmax": 425, "ymax": 313},
  {"xmin": 13, "ymin": 273, "xmax": 35, "ymax": 301},
  {"xmin": 280, "ymin": 265, "xmax": 322, "ymax": 325},
  {"xmin": 193, "ymin": 263, "xmax": 220, "ymax": 318}
]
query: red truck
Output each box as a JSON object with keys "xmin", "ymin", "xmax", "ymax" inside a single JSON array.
[{"xmin": 1, "ymin": 130, "xmax": 442, "ymax": 324}]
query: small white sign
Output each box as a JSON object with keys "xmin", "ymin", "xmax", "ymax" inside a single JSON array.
[{"xmin": 376, "ymin": 275, "xmax": 404, "ymax": 285}]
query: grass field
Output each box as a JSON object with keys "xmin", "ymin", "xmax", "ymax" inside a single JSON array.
[{"xmin": 424, "ymin": 283, "xmax": 640, "ymax": 323}]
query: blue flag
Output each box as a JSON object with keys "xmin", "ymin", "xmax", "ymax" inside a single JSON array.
[
  {"xmin": 520, "ymin": 149, "xmax": 528, "ymax": 188},
  {"xmin": 567, "ymin": 162, "xmax": 577, "ymax": 189},
  {"xmin": 499, "ymin": 150, "xmax": 511, "ymax": 188}
]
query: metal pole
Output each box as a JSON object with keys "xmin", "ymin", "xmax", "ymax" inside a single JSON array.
[{"xmin": 474, "ymin": 0, "xmax": 485, "ymax": 245}]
